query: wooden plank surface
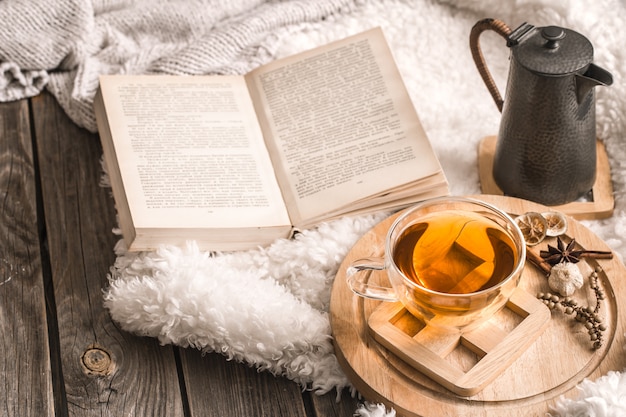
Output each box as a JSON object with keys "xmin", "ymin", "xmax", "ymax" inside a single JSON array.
[
  {"xmin": 0, "ymin": 99, "xmax": 54, "ymax": 416},
  {"xmin": 181, "ymin": 347, "xmax": 360, "ymax": 417},
  {"xmin": 0, "ymin": 92, "xmax": 358, "ymax": 416},
  {"xmin": 31, "ymin": 92, "xmax": 185, "ymax": 416},
  {"xmin": 181, "ymin": 349, "xmax": 308, "ymax": 416},
  {"xmin": 309, "ymin": 390, "xmax": 361, "ymax": 417}
]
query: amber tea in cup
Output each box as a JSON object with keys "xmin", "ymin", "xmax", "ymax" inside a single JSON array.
[
  {"xmin": 393, "ymin": 210, "xmax": 518, "ymax": 295},
  {"xmin": 347, "ymin": 197, "xmax": 525, "ymax": 331}
]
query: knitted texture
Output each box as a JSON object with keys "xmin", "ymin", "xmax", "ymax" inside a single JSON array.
[{"xmin": 0, "ymin": 0, "xmax": 362, "ymax": 131}]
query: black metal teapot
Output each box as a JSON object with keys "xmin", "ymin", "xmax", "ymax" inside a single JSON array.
[{"xmin": 470, "ymin": 19, "xmax": 613, "ymax": 205}]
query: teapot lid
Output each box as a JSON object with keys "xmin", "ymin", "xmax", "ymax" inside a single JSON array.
[{"xmin": 509, "ymin": 23, "xmax": 594, "ymax": 75}]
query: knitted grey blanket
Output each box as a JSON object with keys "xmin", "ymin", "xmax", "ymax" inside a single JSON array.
[{"xmin": 0, "ymin": 0, "xmax": 361, "ymax": 132}]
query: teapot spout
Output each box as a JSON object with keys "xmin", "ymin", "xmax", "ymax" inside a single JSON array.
[{"xmin": 576, "ymin": 63, "xmax": 613, "ymax": 104}]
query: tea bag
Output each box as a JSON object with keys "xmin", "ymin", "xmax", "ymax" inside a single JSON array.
[{"xmin": 412, "ymin": 211, "xmax": 502, "ymax": 294}]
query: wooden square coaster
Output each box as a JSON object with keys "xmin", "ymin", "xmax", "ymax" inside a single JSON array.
[
  {"xmin": 367, "ymin": 289, "xmax": 551, "ymax": 397},
  {"xmin": 478, "ymin": 136, "xmax": 614, "ymax": 220}
]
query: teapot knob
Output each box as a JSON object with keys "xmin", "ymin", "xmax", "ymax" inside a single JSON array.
[{"xmin": 542, "ymin": 26, "xmax": 565, "ymax": 49}]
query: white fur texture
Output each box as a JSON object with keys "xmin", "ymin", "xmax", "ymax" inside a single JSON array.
[
  {"xmin": 105, "ymin": 0, "xmax": 626, "ymax": 415},
  {"xmin": 104, "ymin": 212, "xmax": 388, "ymax": 394},
  {"xmin": 549, "ymin": 371, "xmax": 626, "ymax": 417}
]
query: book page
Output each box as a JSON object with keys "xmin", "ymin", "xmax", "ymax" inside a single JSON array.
[
  {"xmin": 246, "ymin": 28, "xmax": 442, "ymax": 224},
  {"xmin": 98, "ymin": 75, "xmax": 291, "ymax": 230}
]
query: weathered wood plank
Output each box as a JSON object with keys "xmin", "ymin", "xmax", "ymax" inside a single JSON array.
[
  {"xmin": 31, "ymin": 92, "xmax": 184, "ymax": 416},
  {"xmin": 180, "ymin": 348, "xmax": 308, "ymax": 416},
  {"xmin": 0, "ymin": 99, "xmax": 54, "ymax": 416},
  {"xmin": 308, "ymin": 389, "xmax": 361, "ymax": 417}
]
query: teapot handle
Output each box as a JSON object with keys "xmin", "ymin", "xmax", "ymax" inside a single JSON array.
[{"xmin": 469, "ymin": 18, "xmax": 512, "ymax": 112}]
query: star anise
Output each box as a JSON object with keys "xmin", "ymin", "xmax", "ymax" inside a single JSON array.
[
  {"xmin": 540, "ymin": 237, "xmax": 582, "ymax": 265},
  {"xmin": 540, "ymin": 236, "xmax": 613, "ymax": 266}
]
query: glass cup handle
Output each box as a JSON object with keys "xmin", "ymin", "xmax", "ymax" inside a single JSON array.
[{"xmin": 346, "ymin": 257, "xmax": 398, "ymax": 302}]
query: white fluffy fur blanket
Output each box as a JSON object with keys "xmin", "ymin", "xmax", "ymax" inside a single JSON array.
[{"xmin": 5, "ymin": 0, "xmax": 626, "ymax": 416}]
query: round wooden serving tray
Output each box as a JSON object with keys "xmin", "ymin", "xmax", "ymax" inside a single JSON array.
[{"xmin": 330, "ymin": 195, "xmax": 626, "ymax": 417}]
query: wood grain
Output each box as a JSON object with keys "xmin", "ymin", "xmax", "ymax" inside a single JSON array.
[
  {"xmin": 478, "ymin": 136, "xmax": 614, "ymax": 219},
  {"xmin": 0, "ymin": 98, "xmax": 54, "ymax": 416},
  {"xmin": 367, "ymin": 290, "xmax": 551, "ymax": 396},
  {"xmin": 180, "ymin": 348, "xmax": 309, "ymax": 417},
  {"xmin": 330, "ymin": 195, "xmax": 626, "ymax": 416},
  {"xmin": 308, "ymin": 390, "xmax": 361, "ymax": 417},
  {"xmin": 24, "ymin": 92, "xmax": 350, "ymax": 417},
  {"xmin": 31, "ymin": 93, "xmax": 184, "ymax": 416}
]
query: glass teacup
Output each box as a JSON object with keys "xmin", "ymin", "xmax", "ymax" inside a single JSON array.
[{"xmin": 347, "ymin": 197, "xmax": 526, "ymax": 331}]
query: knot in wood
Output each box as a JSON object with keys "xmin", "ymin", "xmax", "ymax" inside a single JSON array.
[{"xmin": 81, "ymin": 347, "xmax": 113, "ymax": 376}]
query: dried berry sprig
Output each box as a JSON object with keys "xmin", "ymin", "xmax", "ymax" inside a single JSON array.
[
  {"xmin": 588, "ymin": 267, "xmax": 606, "ymax": 315},
  {"xmin": 537, "ymin": 266, "xmax": 607, "ymax": 350}
]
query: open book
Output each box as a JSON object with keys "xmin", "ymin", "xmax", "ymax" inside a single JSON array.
[{"xmin": 94, "ymin": 27, "xmax": 449, "ymax": 252}]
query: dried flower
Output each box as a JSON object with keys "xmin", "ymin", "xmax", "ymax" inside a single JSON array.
[{"xmin": 548, "ymin": 262, "xmax": 584, "ymax": 296}]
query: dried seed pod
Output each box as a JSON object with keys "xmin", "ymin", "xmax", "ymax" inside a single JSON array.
[
  {"xmin": 542, "ymin": 211, "xmax": 568, "ymax": 236},
  {"xmin": 515, "ymin": 212, "xmax": 548, "ymax": 246},
  {"xmin": 548, "ymin": 262, "xmax": 584, "ymax": 296}
]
